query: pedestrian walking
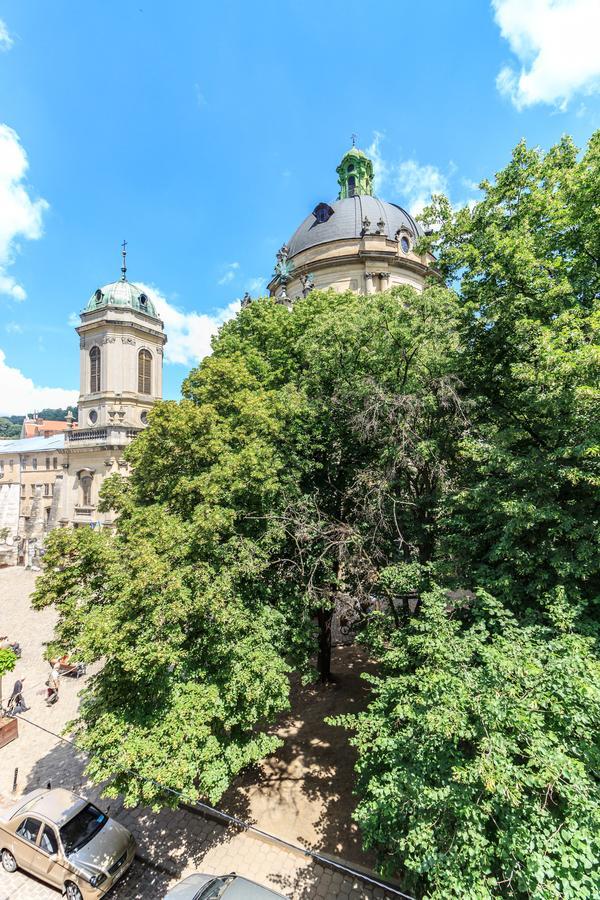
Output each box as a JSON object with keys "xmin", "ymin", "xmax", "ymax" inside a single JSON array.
[
  {"xmin": 7, "ymin": 678, "xmax": 29, "ymax": 715},
  {"xmin": 46, "ymin": 663, "xmax": 60, "ymax": 706}
]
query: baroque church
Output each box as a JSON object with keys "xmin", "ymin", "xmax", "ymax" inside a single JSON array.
[
  {"xmin": 0, "ymin": 143, "xmax": 432, "ymax": 566},
  {"xmin": 0, "ymin": 245, "xmax": 166, "ymax": 566},
  {"xmin": 264, "ymin": 143, "xmax": 434, "ymax": 303}
]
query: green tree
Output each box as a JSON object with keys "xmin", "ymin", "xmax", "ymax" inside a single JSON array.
[
  {"xmin": 334, "ymin": 589, "xmax": 600, "ymax": 899},
  {"xmin": 421, "ymin": 132, "xmax": 600, "ymax": 624},
  {"xmin": 337, "ymin": 131, "xmax": 600, "ymax": 897},
  {"xmin": 34, "ymin": 353, "xmax": 301, "ymax": 808},
  {"xmin": 0, "ymin": 418, "xmax": 21, "ymax": 439},
  {"xmin": 34, "ymin": 283, "xmax": 465, "ymax": 804},
  {"xmin": 0, "ymin": 647, "xmax": 17, "ymax": 708}
]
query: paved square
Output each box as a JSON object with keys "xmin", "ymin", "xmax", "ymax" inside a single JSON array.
[{"xmin": 0, "ymin": 568, "xmax": 401, "ymax": 899}]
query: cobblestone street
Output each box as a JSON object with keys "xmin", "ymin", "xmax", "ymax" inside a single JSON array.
[{"xmin": 0, "ymin": 568, "xmax": 400, "ymax": 900}]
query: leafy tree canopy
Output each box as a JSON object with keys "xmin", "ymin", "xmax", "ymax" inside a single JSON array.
[
  {"xmin": 334, "ymin": 589, "xmax": 600, "ymax": 899},
  {"xmin": 34, "ymin": 283, "xmax": 464, "ymax": 806}
]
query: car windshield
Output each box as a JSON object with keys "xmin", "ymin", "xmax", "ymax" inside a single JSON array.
[
  {"xmin": 201, "ymin": 877, "xmax": 234, "ymax": 898},
  {"xmin": 59, "ymin": 803, "xmax": 107, "ymax": 855}
]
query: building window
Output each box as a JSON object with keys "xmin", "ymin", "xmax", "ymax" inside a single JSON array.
[
  {"xmin": 348, "ymin": 175, "xmax": 356, "ymax": 197},
  {"xmin": 347, "ymin": 163, "xmax": 354, "ymax": 172},
  {"xmin": 53, "ymin": 457, "xmax": 57, "ymax": 469},
  {"xmin": 44, "ymin": 483, "xmax": 50, "ymax": 497},
  {"xmin": 32, "ymin": 458, "xmax": 37, "ymax": 471},
  {"xmin": 46, "ymin": 458, "xmax": 50, "ymax": 470},
  {"xmin": 9, "ymin": 459, "xmax": 13, "ymax": 470},
  {"xmin": 138, "ymin": 349, "xmax": 152, "ymax": 395},
  {"xmin": 80, "ymin": 474, "xmax": 93, "ymax": 507},
  {"xmin": 90, "ymin": 346, "xmax": 101, "ymax": 393},
  {"xmin": 31, "ymin": 484, "xmax": 36, "ymax": 497},
  {"xmin": 313, "ymin": 202, "xmax": 335, "ymax": 224},
  {"xmin": 400, "ymin": 236, "xmax": 410, "ymax": 253}
]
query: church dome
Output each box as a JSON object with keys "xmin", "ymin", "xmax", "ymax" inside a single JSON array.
[
  {"xmin": 85, "ymin": 280, "xmax": 158, "ymax": 318},
  {"xmin": 287, "ymin": 195, "xmax": 422, "ymax": 258},
  {"xmin": 84, "ymin": 243, "xmax": 159, "ymax": 319}
]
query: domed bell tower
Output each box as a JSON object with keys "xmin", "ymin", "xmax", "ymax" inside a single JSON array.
[{"xmin": 76, "ymin": 242, "xmax": 167, "ymax": 438}]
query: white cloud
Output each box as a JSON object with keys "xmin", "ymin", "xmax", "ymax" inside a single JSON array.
[
  {"xmin": 5, "ymin": 321, "xmax": 22, "ymax": 334},
  {"xmin": 0, "ymin": 348, "xmax": 78, "ymax": 416},
  {"xmin": 194, "ymin": 83, "xmax": 208, "ymax": 108},
  {"xmin": 0, "ymin": 19, "xmax": 13, "ymax": 51},
  {"xmin": 67, "ymin": 312, "xmax": 79, "ymax": 328},
  {"xmin": 0, "ymin": 124, "xmax": 49, "ymax": 301},
  {"xmin": 245, "ymin": 276, "xmax": 266, "ymax": 294},
  {"xmin": 367, "ymin": 132, "xmax": 449, "ymax": 217},
  {"xmin": 392, "ymin": 160, "xmax": 448, "ymax": 217},
  {"xmin": 217, "ymin": 261, "xmax": 239, "ymax": 285},
  {"xmin": 493, "ymin": 0, "xmax": 600, "ymax": 109},
  {"xmin": 367, "ymin": 131, "xmax": 390, "ymax": 195},
  {"xmin": 136, "ymin": 282, "xmax": 240, "ymax": 367}
]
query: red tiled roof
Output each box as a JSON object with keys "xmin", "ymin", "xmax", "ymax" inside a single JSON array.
[{"xmin": 21, "ymin": 419, "xmax": 77, "ymax": 438}]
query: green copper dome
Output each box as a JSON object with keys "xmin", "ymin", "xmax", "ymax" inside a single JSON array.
[{"xmin": 85, "ymin": 279, "xmax": 158, "ymax": 318}]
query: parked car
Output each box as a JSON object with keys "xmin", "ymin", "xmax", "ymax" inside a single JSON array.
[
  {"xmin": 0, "ymin": 787, "xmax": 136, "ymax": 899},
  {"xmin": 164, "ymin": 872, "xmax": 289, "ymax": 899}
]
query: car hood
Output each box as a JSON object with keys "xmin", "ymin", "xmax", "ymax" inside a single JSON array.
[{"xmin": 69, "ymin": 817, "xmax": 132, "ymax": 875}]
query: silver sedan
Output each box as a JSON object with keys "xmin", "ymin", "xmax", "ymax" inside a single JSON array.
[{"xmin": 164, "ymin": 872, "xmax": 289, "ymax": 899}]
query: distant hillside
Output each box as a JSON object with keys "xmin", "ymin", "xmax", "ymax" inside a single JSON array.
[{"xmin": 0, "ymin": 418, "xmax": 22, "ymax": 439}]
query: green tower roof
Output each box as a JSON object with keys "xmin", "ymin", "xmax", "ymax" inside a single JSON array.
[
  {"xmin": 83, "ymin": 241, "xmax": 159, "ymax": 319},
  {"xmin": 85, "ymin": 280, "xmax": 159, "ymax": 318},
  {"xmin": 336, "ymin": 144, "xmax": 374, "ymax": 199}
]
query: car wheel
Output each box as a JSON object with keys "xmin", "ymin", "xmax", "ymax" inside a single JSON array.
[
  {"xmin": 1, "ymin": 849, "xmax": 17, "ymax": 873},
  {"xmin": 63, "ymin": 882, "xmax": 83, "ymax": 900}
]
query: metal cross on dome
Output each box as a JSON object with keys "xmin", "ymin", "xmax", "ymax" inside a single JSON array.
[
  {"xmin": 351, "ymin": 133, "xmax": 358, "ymax": 147},
  {"xmin": 121, "ymin": 239, "xmax": 128, "ymax": 281}
]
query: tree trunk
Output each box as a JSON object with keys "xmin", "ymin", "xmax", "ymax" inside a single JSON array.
[{"xmin": 317, "ymin": 606, "xmax": 334, "ymax": 683}]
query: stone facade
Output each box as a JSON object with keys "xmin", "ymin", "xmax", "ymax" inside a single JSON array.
[{"xmin": 0, "ymin": 259, "xmax": 167, "ymax": 566}]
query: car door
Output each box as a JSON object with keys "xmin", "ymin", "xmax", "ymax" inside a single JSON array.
[
  {"xmin": 12, "ymin": 816, "xmax": 42, "ymax": 871},
  {"xmin": 31, "ymin": 824, "xmax": 65, "ymax": 889}
]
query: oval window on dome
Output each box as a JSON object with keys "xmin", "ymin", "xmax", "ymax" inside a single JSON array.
[
  {"xmin": 139, "ymin": 293, "xmax": 148, "ymax": 308},
  {"xmin": 94, "ymin": 289, "xmax": 103, "ymax": 305},
  {"xmin": 347, "ymin": 163, "xmax": 354, "ymax": 173},
  {"xmin": 400, "ymin": 236, "xmax": 410, "ymax": 253}
]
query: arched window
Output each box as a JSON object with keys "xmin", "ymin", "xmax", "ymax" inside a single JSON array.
[
  {"xmin": 138, "ymin": 349, "xmax": 152, "ymax": 394},
  {"xmin": 348, "ymin": 175, "xmax": 356, "ymax": 197},
  {"xmin": 89, "ymin": 346, "xmax": 101, "ymax": 393},
  {"xmin": 80, "ymin": 474, "xmax": 92, "ymax": 506}
]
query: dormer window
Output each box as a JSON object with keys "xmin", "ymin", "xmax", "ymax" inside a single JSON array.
[
  {"xmin": 312, "ymin": 202, "xmax": 335, "ymax": 224},
  {"xmin": 94, "ymin": 289, "xmax": 103, "ymax": 305},
  {"xmin": 139, "ymin": 293, "xmax": 148, "ymax": 309}
]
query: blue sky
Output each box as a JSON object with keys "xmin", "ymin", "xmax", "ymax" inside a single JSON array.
[{"xmin": 0, "ymin": 0, "xmax": 599, "ymax": 414}]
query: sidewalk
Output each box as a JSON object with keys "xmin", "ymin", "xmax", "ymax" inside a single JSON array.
[{"xmin": 0, "ymin": 568, "xmax": 399, "ymax": 899}]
